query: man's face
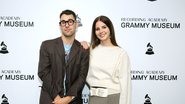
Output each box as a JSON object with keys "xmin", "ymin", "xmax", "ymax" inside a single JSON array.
[{"xmin": 60, "ymin": 14, "xmax": 77, "ymax": 37}]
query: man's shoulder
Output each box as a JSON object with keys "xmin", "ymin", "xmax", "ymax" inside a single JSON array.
[
  {"xmin": 42, "ymin": 37, "xmax": 60, "ymax": 45},
  {"xmin": 73, "ymin": 40, "xmax": 89, "ymax": 54},
  {"xmin": 73, "ymin": 39, "xmax": 81, "ymax": 46}
]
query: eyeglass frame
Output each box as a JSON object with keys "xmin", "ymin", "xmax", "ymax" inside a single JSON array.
[{"xmin": 59, "ymin": 19, "xmax": 76, "ymax": 27}]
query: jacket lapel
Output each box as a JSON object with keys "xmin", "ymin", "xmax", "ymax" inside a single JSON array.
[
  {"xmin": 55, "ymin": 38, "xmax": 80, "ymax": 65},
  {"xmin": 66, "ymin": 39, "xmax": 79, "ymax": 64},
  {"xmin": 56, "ymin": 37, "xmax": 65, "ymax": 58}
]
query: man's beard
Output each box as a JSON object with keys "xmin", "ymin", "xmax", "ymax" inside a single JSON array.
[{"xmin": 63, "ymin": 32, "xmax": 75, "ymax": 38}]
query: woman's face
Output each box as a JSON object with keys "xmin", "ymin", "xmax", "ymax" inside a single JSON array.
[{"xmin": 95, "ymin": 21, "xmax": 111, "ymax": 42}]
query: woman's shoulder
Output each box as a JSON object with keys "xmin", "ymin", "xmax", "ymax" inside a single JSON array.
[{"xmin": 115, "ymin": 46, "xmax": 127, "ymax": 53}]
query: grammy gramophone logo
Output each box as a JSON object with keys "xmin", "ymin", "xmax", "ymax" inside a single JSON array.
[
  {"xmin": 76, "ymin": 14, "xmax": 82, "ymax": 27},
  {"xmin": 144, "ymin": 94, "xmax": 152, "ymax": 104},
  {"xmin": 0, "ymin": 41, "xmax": 9, "ymax": 54},
  {"xmin": 145, "ymin": 42, "xmax": 154, "ymax": 55},
  {"xmin": 1, "ymin": 94, "xmax": 9, "ymax": 104}
]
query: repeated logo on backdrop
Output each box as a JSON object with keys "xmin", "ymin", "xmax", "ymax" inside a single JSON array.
[
  {"xmin": 76, "ymin": 14, "xmax": 82, "ymax": 27},
  {"xmin": 121, "ymin": 17, "xmax": 180, "ymax": 29},
  {"xmin": 145, "ymin": 42, "xmax": 154, "ymax": 55},
  {"xmin": 82, "ymin": 94, "xmax": 89, "ymax": 104},
  {"xmin": 120, "ymin": 14, "xmax": 181, "ymax": 103},
  {"xmin": 0, "ymin": 70, "xmax": 34, "ymax": 81},
  {"xmin": 1, "ymin": 94, "xmax": 9, "ymax": 104},
  {"xmin": 0, "ymin": 41, "xmax": 8, "ymax": 54},
  {"xmin": 144, "ymin": 94, "xmax": 152, "ymax": 104},
  {"xmin": 120, "ymin": 16, "xmax": 179, "ymax": 81},
  {"xmin": 0, "ymin": 15, "xmax": 35, "ymax": 81},
  {"xmin": 0, "ymin": 16, "xmax": 34, "ymax": 27}
]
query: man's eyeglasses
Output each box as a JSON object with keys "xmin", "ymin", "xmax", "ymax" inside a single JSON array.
[{"xmin": 59, "ymin": 19, "xmax": 75, "ymax": 27}]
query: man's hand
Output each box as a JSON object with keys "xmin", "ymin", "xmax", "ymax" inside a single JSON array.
[{"xmin": 52, "ymin": 95, "xmax": 74, "ymax": 104}]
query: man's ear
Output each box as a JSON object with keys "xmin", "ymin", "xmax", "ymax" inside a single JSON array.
[{"xmin": 76, "ymin": 22, "xmax": 79, "ymax": 28}]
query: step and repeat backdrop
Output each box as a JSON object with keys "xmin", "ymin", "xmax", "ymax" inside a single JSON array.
[{"xmin": 1, "ymin": 0, "xmax": 185, "ymax": 104}]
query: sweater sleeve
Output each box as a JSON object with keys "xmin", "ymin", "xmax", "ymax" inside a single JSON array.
[{"xmin": 118, "ymin": 51, "xmax": 132, "ymax": 104}]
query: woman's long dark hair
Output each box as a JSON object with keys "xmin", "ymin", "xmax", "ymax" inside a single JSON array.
[{"xmin": 91, "ymin": 15, "xmax": 118, "ymax": 49}]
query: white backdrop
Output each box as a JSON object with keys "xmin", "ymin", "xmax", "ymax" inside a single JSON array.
[{"xmin": 1, "ymin": 0, "xmax": 185, "ymax": 104}]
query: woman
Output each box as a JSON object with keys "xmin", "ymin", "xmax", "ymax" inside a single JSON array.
[{"xmin": 86, "ymin": 15, "xmax": 131, "ymax": 104}]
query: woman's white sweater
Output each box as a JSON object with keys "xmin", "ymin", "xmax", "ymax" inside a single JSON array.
[{"xmin": 86, "ymin": 44, "xmax": 131, "ymax": 104}]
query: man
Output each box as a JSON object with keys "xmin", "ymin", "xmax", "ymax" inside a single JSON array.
[{"xmin": 38, "ymin": 9, "xmax": 89, "ymax": 104}]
